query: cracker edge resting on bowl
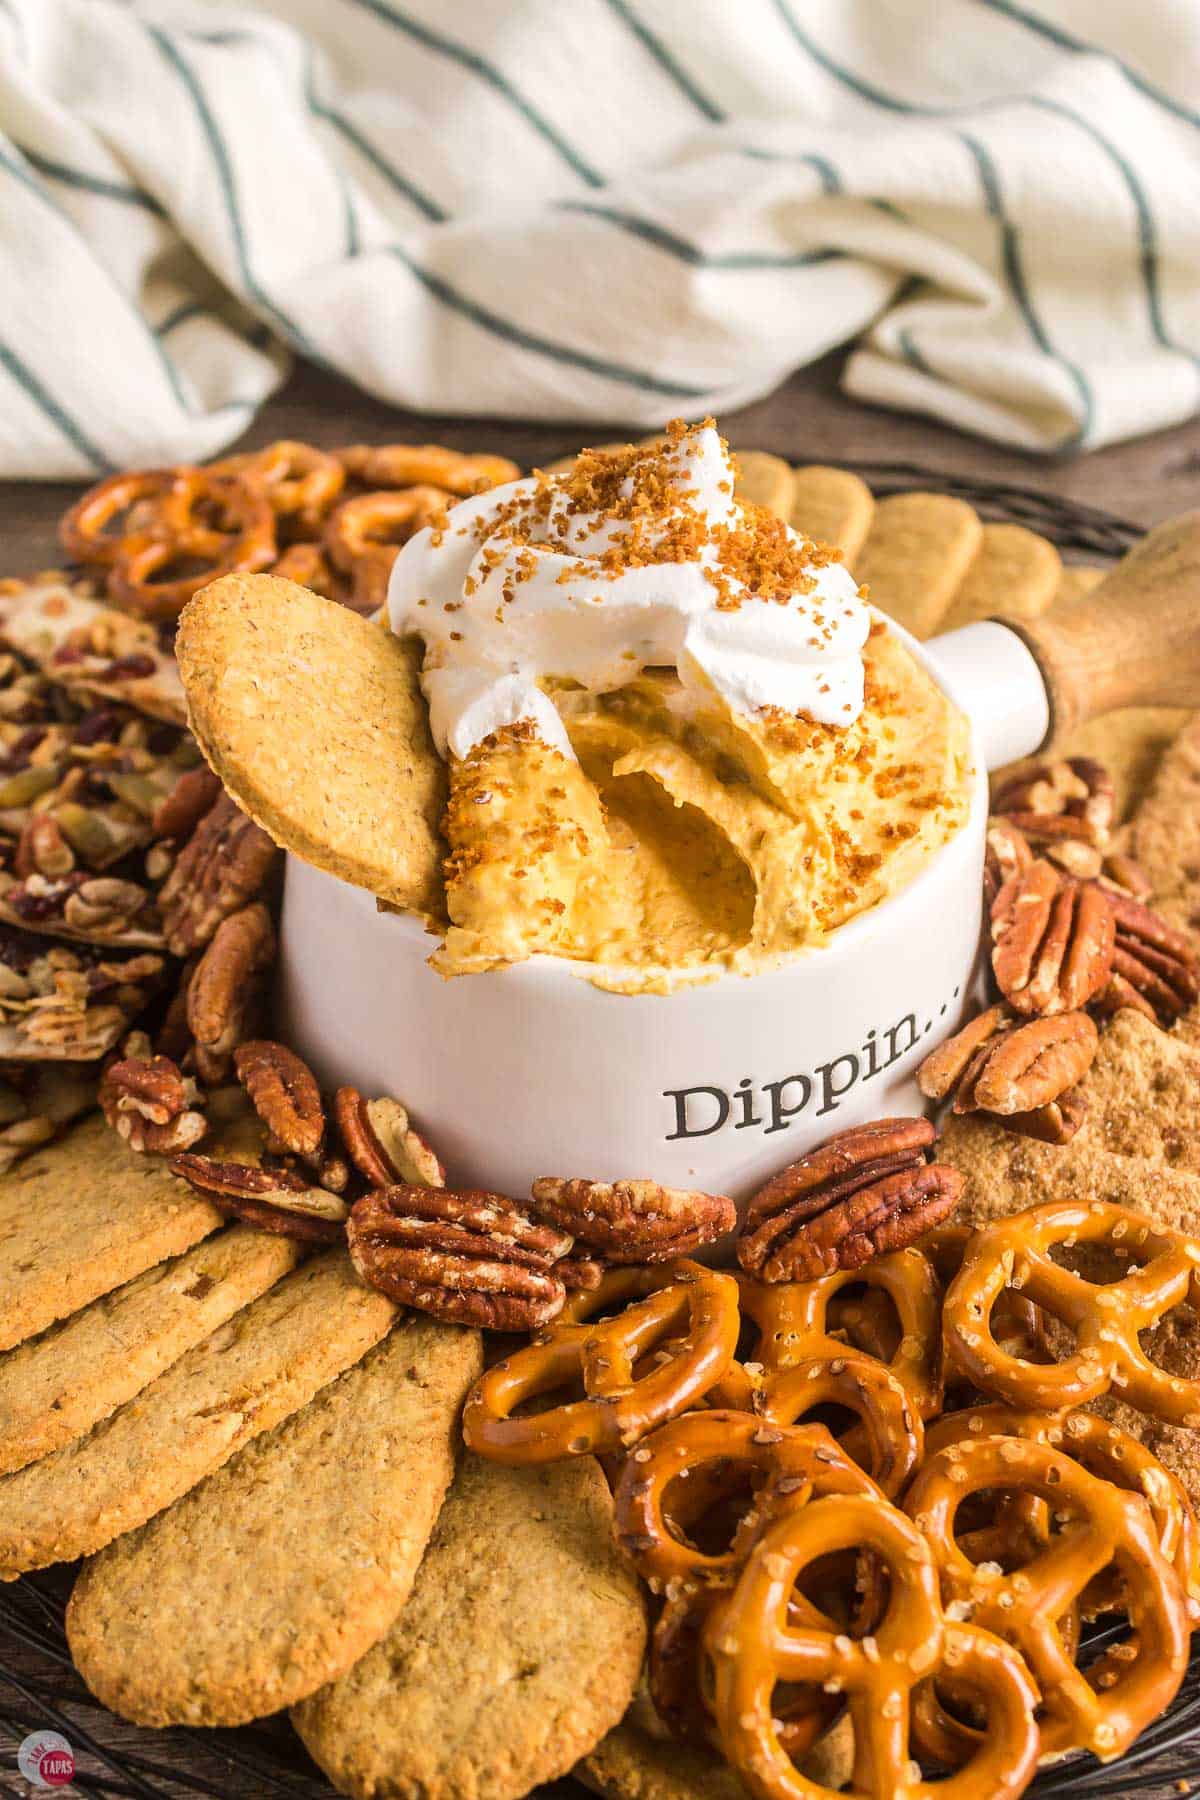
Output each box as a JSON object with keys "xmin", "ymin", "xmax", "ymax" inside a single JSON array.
[{"xmin": 176, "ymin": 574, "xmax": 447, "ymax": 921}]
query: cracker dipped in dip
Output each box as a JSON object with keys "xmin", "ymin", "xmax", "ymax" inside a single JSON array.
[{"xmin": 389, "ymin": 420, "xmax": 971, "ymax": 990}]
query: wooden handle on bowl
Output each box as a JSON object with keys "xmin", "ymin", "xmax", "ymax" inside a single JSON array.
[{"xmin": 1011, "ymin": 510, "xmax": 1200, "ymax": 745}]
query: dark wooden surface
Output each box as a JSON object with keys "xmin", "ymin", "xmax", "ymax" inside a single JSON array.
[
  {"xmin": 2, "ymin": 350, "xmax": 1199, "ymax": 1799},
  {"xmin": 3, "ymin": 350, "xmax": 1200, "ymax": 577}
]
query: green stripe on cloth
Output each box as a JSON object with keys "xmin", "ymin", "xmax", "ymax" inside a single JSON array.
[
  {"xmin": 736, "ymin": 146, "xmax": 843, "ymax": 195},
  {"xmin": 344, "ymin": 0, "xmax": 604, "ymax": 188},
  {"xmin": 312, "ymin": 102, "xmax": 446, "ymax": 222},
  {"xmin": 769, "ymin": 0, "xmax": 942, "ymax": 115},
  {"xmin": 1026, "ymin": 94, "xmax": 1200, "ymax": 377},
  {"xmin": 12, "ymin": 148, "xmax": 166, "ymax": 215},
  {"xmin": 144, "ymin": 24, "xmax": 321, "ymax": 362},
  {"xmin": 555, "ymin": 200, "xmax": 844, "ymax": 270},
  {"xmin": 302, "ymin": 47, "xmax": 359, "ymax": 257},
  {"xmin": 0, "ymin": 141, "xmax": 252, "ymax": 424},
  {"xmin": 0, "ymin": 337, "xmax": 111, "ymax": 471},
  {"xmin": 600, "ymin": 0, "xmax": 725, "ymax": 124},
  {"xmin": 956, "ymin": 130, "xmax": 1093, "ymax": 447},
  {"xmin": 977, "ymin": 0, "xmax": 1200, "ymax": 133},
  {"xmin": 381, "ymin": 243, "xmax": 710, "ymax": 400}
]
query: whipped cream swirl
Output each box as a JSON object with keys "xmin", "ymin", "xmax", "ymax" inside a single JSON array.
[{"xmin": 388, "ymin": 424, "xmax": 870, "ymax": 761}]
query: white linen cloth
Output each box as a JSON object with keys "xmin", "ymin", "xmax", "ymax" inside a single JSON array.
[{"xmin": 1, "ymin": 0, "xmax": 1198, "ymax": 476}]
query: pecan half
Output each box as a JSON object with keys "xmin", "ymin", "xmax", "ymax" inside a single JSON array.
[
  {"xmin": 917, "ymin": 1004, "xmax": 1010, "ymax": 1103},
  {"xmin": 992, "ymin": 756, "xmax": 1114, "ymax": 844},
  {"xmin": 334, "ymin": 1087, "xmax": 445, "ymax": 1188},
  {"xmin": 1103, "ymin": 889, "xmax": 1199, "ymax": 1025},
  {"xmin": 159, "ymin": 792, "xmax": 279, "ymax": 956},
  {"xmin": 1002, "ymin": 1089, "xmax": 1088, "ymax": 1145},
  {"xmin": 736, "ymin": 1118, "xmax": 962, "ymax": 1283},
  {"xmin": 235, "ymin": 1039, "xmax": 325, "ymax": 1160},
  {"xmin": 152, "ymin": 764, "xmax": 222, "ymax": 843},
  {"xmin": 1099, "ymin": 852, "xmax": 1154, "ymax": 903},
  {"xmin": 99, "ymin": 1053, "xmax": 207, "ymax": 1154},
  {"xmin": 960, "ymin": 1011, "xmax": 1097, "ymax": 1116},
  {"xmin": 920, "ymin": 1007, "xmax": 1097, "ymax": 1119},
  {"xmin": 983, "ymin": 818, "xmax": 1032, "ymax": 910},
  {"xmin": 991, "ymin": 862, "xmax": 1114, "ymax": 1015},
  {"xmin": 186, "ymin": 902, "xmax": 275, "ymax": 1083},
  {"xmin": 529, "ymin": 1177, "xmax": 735, "ymax": 1263},
  {"xmin": 170, "ymin": 1153, "xmax": 347, "ymax": 1242},
  {"xmin": 347, "ymin": 1185, "xmax": 572, "ymax": 1329}
]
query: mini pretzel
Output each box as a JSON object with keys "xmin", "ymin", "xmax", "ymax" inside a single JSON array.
[
  {"xmin": 712, "ymin": 1352, "xmax": 923, "ymax": 1499},
  {"xmin": 734, "ymin": 1254, "xmax": 942, "ymax": 1421},
  {"xmin": 614, "ymin": 1410, "xmax": 880, "ymax": 1588},
  {"xmin": 109, "ymin": 472, "xmax": 277, "ymax": 619},
  {"xmin": 323, "ymin": 487, "xmax": 450, "ymax": 612},
  {"xmin": 211, "ymin": 439, "xmax": 344, "ymax": 526},
  {"xmin": 461, "ymin": 1262, "xmax": 738, "ymax": 1465},
  {"xmin": 905, "ymin": 1435, "xmax": 1190, "ymax": 1760},
  {"xmin": 59, "ymin": 469, "xmax": 181, "ymax": 566},
  {"xmin": 335, "ymin": 443, "xmax": 519, "ymax": 495},
  {"xmin": 924, "ymin": 1404, "xmax": 1200, "ymax": 1625},
  {"xmin": 269, "ymin": 542, "xmax": 342, "ymax": 601},
  {"xmin": 707, "ymin": 1494, "xmax": 1040, "ymax": 1800},
  {"xmin": 942, "ymin": 1200, "xmax": 1200, "ymax": 1422}
]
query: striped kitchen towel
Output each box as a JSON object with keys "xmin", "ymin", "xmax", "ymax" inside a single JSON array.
[{"xmin": 1, "ymin": 0, "xmax": 1198, "ymax": 476}]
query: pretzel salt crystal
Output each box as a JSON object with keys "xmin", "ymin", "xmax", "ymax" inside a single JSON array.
[
  {"xmin": 461, "ymin": 1262, "xmax": 738, "ymax": 1465},
  {"xmin": 905, "ymin": 1434, "xmax": 1190, "ymax": 1760},
  {"xmin": 707, "ymin": 1493, "xmax": 1040, "ymax": 1800},
  {"xmin": 942, "ymin": 1200, "xmax": 1200, "ymax": 1423}
]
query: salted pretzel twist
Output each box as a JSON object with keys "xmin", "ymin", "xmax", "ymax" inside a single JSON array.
[
  {"xmin": 905, "ymin": 1435, "xmax": 1190, "ymax": 1760},
  {"xmin": 711, "ymin": 1351, "xmax": 923, "ymax": 1499},
  {"xmin": 210, "ymin": 439, "xmax": 345, "ymax": 526},
  {"xmin": 461, "ymin": 1262, "xmax": 739, "ymax": 1464},
  {"xmin": 614, "ymin": 1411, "xmax": 880, "ymax": 1588},
  {"xmin": 707, "ymin": 1493, "xmax": 1040, "ymax": 1800},
  {"xmin": 335, "ymin": 442, "xmax": 520, "ymax": 495},
  {"xmin": 924, "ymin": 1405, "xmax": 1200, "ymax": 1625},
  {"xmin": 59, "ymin": 469, "xmax": 180, "ymax": 566},
  {"xmin": 732, "ymin": 1254, "xmax": 942, "ymax": 1423},
  {"xmin": 942, "ymin": 1200, "xmax": 1200, "ymax": 1422},
  {"xmin": 324, "ymin": 487, "xmax": 450, "ymax": 611}
]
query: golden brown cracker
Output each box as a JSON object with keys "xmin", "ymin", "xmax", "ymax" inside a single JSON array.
[
  {"xmin": 733, "ymin": 450, "xmax": 795, "ymax": 521},
  {"xmin": 0, "ymin": 1227, "xmax": 301, "ymax": 1477},
  {"xmin": 293, "ymin": 1454, "xmax": 646, "ymax": 1800},
  {"xmin": 0, "ymin": 1253, "xmax": 397, "ymax": 1579},
  {"xmin": 790, "ymin": 465, "xmax": 875, "ymax": 564},
  {"xmin": 176, "ymin": 574, "xmax": 446, "ymax": 919},
  {"xmin": 578, "ymin": 1721, "xmax": 752, "ymax": 1800},
  {"xmin": 938, "ymin": 523, "xmax": 1061, "ymax": 632},
  {"xmin": 0, "ymin": 1114, "xmax": 223, "ymax": 1354},
  {"xmin": 942, "ymin": 1004, "xmax": 1200, "ymax": 1213},
  {"xmin": 578, "ymin": 1709, "xmax": 852, "ymax": 1800},
  {"xmin": 68, "ymin": 1318, "xmax": 481, "ymax": 1726},
  {"xmin": 1059, "ymin": 708, "xmax": 1194, "ymax": 823},
  {"xmin": 1131, "ymin": 713, "xmax": 1200, "ymax": 941},
  {"xmin": 1070, "ymin": 1010, "xmax": 1200, "ymax": 1171},
  {"xmin": 941, "ymin": 1109, "xmax": 1200, "ymax": 1239},
  {"xmin": 854, "ymin": 493, "xmax": 983, "ymax": 639}
]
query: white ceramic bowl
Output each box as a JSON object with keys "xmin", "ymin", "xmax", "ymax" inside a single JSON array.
[{"xmin": 277, "ymin": 619, "xmax": 1050, "ymax": 1201}]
